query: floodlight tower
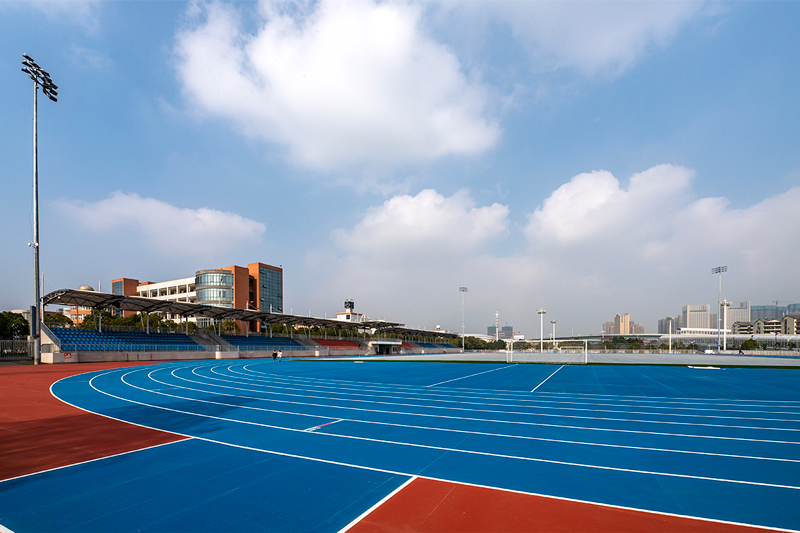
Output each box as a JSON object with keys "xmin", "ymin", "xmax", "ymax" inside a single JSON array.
[
  {"xmin": 459, "ymin": 287, "xmax": 468, "ymax": 352},
  {"xmin": 537, "ymin": 308, "xmax": 547, "ymax": 352},
  {"xmin": 21, "ymin": 53, "xmax": 58, "ymax": 366},
  {"xmin": 551, "ymin": 320, "xmax": 557, "ymax": 341},
  {"xmin": 712, "ymin": 266, "xmax": 727, "ymax": 352}
]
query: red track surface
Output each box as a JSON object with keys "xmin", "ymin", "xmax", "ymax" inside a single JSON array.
[
  {"xmin": 0, "ymin": 362, "xmax": 185, "ymax": 481},
  {"xmin": 349, "ymin": 477, "xmax": 774, "ymax": 533}
]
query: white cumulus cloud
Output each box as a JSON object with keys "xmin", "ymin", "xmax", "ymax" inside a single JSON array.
[
  {"xmin": 58, "ymin": 192, "xmax": 266, "ymax": 256},
  {"xmin": 332, "ymin": 189, "xmax": 509, "ymax": 259},
  {"xmin": 526, "ymin": 164, "xmax": 695, "ymax": 245},
  {"xmin": 175, "ymin": 0, "xmax": 500, "ymax": 170},
  {"xmin": 441, "ymin": 0, "xmax": 705, "ymax": 78}
]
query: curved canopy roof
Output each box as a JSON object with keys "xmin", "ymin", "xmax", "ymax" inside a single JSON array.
[{"xmin": 43, "ymin": 289, "xmax": 456, "ymax": 338}]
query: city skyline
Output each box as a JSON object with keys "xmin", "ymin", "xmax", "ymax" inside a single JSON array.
[{"xmin": 1, "ymin": 1, "xmax": 799, "ymax": 338}]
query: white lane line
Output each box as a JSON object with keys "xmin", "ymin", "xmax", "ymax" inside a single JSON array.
[
  {"xmin": 46, "ymin": 373, "xmax": 800, "ymax": 533},
  {"xmin": 338, "ymin": 476, "xmax": 417, "ymax": 533},
  {"xmin": 215, "ymin": 365, "xmax": 800, "ymax": 418},
  {"xmin": 169, "ymin": 367, "xmax": 800, "ymax": 435},
  {"xmin": 86, "ymin": 371, "xmax": 800, "ymax": 491},
  {"xmin": 427, "ymin": 365, "xmax": 512, "ymax": 387},
  {"xmin": 304, "ymin": 419, "xmax": 344, "ymax": 432},
  {"xmin": 231, "ymin": 363, "xmax": 800, "ymax": 409},
  {"xmin": 142, "ymin": 369, "xmax": 800, "ymax": 462},
  {"xmin": 532, "ymin": 366, "xmax": 564, "ymax": 393}
]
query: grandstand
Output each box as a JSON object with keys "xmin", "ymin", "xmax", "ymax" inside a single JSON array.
[
  {"xmin": 312, "ymin": 338, "xmax": 362, "ymax": 350},
  {"xmin": 50, "ymin": 328, "xmax": 203, "ymax": 352},
  {"xmin": 221, "ymin": 335, "xmax": 307, "ymax": 352},
  {"xmin": 37, "ymin": 288, "xmax": 458, "ymax": 363}
]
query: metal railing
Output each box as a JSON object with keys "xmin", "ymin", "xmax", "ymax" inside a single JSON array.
[{"xmin": 1, "ymin": 340, "xmax": 33, "ymax": 360}]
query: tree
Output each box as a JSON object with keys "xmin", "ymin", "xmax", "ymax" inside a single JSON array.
[
  {"xmin": 220, "ymin": 320, "xmax": 239, "ymax": 333},
  {"xmin": 44, "ymin": 313, "xmax": 73, "ymax": 328},
  {"xmin": 658, "ymin": 343, "xmax": 669, "ymax": 350},
  {"xmin": 0, "ymin": 312, "xmax": 30, "ymax": 339},
  {"xmin": 741, "ymin": 338, "xmax": 759, "ymax": 350}
]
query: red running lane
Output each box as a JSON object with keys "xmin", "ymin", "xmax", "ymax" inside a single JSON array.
[
  {"xmin": 348, "ymin": 477, "xmax": 775, "ymax": 533},
  {"xmin": 0, "ymin": 362, "xmax": 185, "ymax": 481}
]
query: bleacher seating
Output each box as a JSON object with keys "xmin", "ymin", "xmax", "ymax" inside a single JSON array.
[
  {"xmin": 400, "ymin": 342, "xmax": 415, "ymax": 350},
  {"xmin": 50, "ymin": 328, "xmax": 203, "ymax": 352},
  {"xmin": 416, "ymin": 342, "xmax": 439, "ymax": 349},
  {"xmin": 221, "ymin": 335, "xmax": 308, "ymax": 351},
  {"xmin": 313, "ymin": 338, "xmax": 361, "ymax": 350}
]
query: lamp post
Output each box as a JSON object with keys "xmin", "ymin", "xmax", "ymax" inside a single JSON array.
[
  {"xmin": 459, "ymin": 287, "xmax": 468, "ymax": 352},
  {"xmin": 537, "ymin": 308, "xmax": 547, "ymax": 352},
  {"xmin": 551, "ymin": 320, "xmax": 557, "ymax": 341},
  {"xmin": 667, "ymin": 316, "xmax": 674, "ymax": 354},
  {"xmin": 21, "ymin": 54, "xmax": 58, "ymax": 366},
  {"xmin": 720, "ymin": 300, "xmax": 730, "ymax": 351},
  {"xmin": 711, "ymin": 266, "xmax": 727, "ymax": 353}
]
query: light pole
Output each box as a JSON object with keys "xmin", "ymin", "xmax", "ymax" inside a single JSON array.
[
  {"xmin": 667, "ymin": 316, "xmax": 674, "ymax": 354},
  {"xmin": 551, "ymin": 320, "xmax": 557, "ymax": 351},
  {"xmin": 720, "ymin": 300, "xmax": 730, "ymax": 351},
  {"xmin": 459, "ymin": 287, "xmax": 468, "ymax": 352},
  {"xmin": 537, "ymin": 308, "xmax": 547, "ymax": 352},
  {"xmin": 21, "ymin": 53, "xmax": 58, "ymax": 366},
  {"xmin": 711, "ymin": 266, "xmax": 727, "ymax": 353}
]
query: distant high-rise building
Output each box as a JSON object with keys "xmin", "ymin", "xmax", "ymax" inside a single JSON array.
[
  {"xmin": 657, "ymin": 317, "xmax": 677, "ymax": 334},
  {"xmin": 499, "ymin": 325, "xmax": 514, "ymax": 340},
  {"xmin": 630, "ymin": 322, "xmax": 645, "ymax": 334},
  {"xmin": 487, "ymin": 325, "xmax": 497, "ymax": 336},
  {"xmin": 602, "ymin": 322, "xmax": 614, "ymax": 334},
  {"xmin": 752, "ymin": 305, "xmax": 788, "ymax": 321},
  {"xmin": 724, "ymin": 301, "xmax": 751, "ymax": 327},
  {"xmin": 613, "ymin": 313, "xmax": 630, "ymax": 335},
  {"xmin": 682, "ymin": 304, "xmax": 713, "ymax": 329}
]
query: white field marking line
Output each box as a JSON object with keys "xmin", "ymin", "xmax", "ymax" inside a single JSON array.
[
  {"xmin": 238, "ymin": 363, "xmax": 531, "ymax": 398},
  {"xmin": 427, "ymin": 365, "xmax": 513, "ymax": 387},
  {"xmin": 153, "ymin": 368, "xmax": 800, "ymax": 463},
  {"xmin": 689, "ymin": 366, "xmax": 721, "ymax": 369},
  {"xmin": 202, "ymin": 366, "xmax": 800, "ymax": 424},
  {"xmin": 152, "ymin": 370, "xmax": 800, "ymax": 462},
  {"xmin": 304, "ymin": 419, "xmax": 344, "ymax": 432},
  {"xmin": 168, "ymin": 368, "xmax": 800, "ymax": 444},
  {"xmin": 531, "ymin": 366, "xmax": 564, "ymax": 393},
  {"xmin": 218, "ymin": 365, "xmax": 800, "ymax": 416},
  {"xmin": 173, "ymin": 367, "xmax": 800, "ymax": 434},
  {"xmin": 235, "ymin": 360, "xmax": 800, "ymax": 410},
  {"xmin": 230, "ymin": 363, "xmax": 800, "ymax": 415},
  {"xmin": 191, "ymin": 434, "xmax": 800, "ymax": 533},
  {"xmin": 87, "ymin": 371, "xmax": 800, "ymax": 491},
  {"xmin": 338, "ymin": 476, "xmax": 418, "ymax": 533},
  {"xmin": 539, "ymin": 389, "xmax": 800, "ymax": 407},
  {"xmin": 45, "ymin": 376, "xmax": 800, "ymax": 533},
  {"xmin": 144, "ymin": 368, "xmax": 800, "ymax": 455},
  {"xmin": 0, "ymin": 524, "xmax": 14, "ymax": 533}
]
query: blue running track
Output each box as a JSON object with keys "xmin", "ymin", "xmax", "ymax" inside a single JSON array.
[{"xmin": 2, "ymin": 361, "xmax": 799, "ymax": 532}]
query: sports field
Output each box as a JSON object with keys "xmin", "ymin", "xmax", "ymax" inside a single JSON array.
[{"xmin": 1, "ymin": 359, "xmax": 799, "ymax": 532}]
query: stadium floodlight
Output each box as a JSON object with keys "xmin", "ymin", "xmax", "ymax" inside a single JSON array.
[
  {"xmin": 711, "ymin": 266, "xmax": 727, "ymax": 352},
  {"xmin": 20, "ymin": 53, "xmax": 58, "ymax": 365},
  {"xmin": 459, "ymin": 287, "xmax": 468, "ymax": 352},
  {"xmin": 551, "ymin": 320, "xmax": 557, "ymax": 341},
  {"xmin": 537, "ymin": 308, "xmax": 547, "ymax": 353}
]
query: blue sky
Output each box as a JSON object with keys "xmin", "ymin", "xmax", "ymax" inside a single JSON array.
[{"xmin": 1, "ymin": 0, "xmax": 798, "ymax": 337}]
